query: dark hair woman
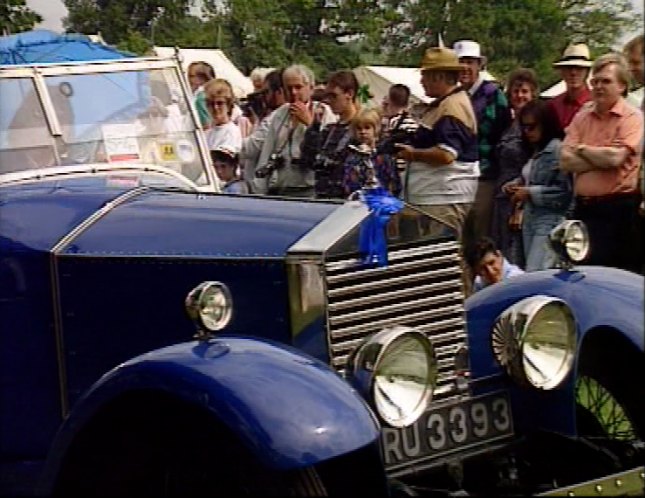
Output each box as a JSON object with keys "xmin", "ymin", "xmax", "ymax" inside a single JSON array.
[
  {"xmin": 490, "ymin": 68, "xmax": 540, "ymax": 268},
  {"xmin": 502, "ymin": 99, "xmax": 572, "ymax": 271}
]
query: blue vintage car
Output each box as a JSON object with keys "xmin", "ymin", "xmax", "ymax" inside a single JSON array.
[{"xmin": 1, "ymin": 34, "xmax": 643, "ymax": 497}]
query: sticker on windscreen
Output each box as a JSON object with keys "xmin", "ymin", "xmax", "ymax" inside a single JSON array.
[
  {"xmin": 158, "ymin": 141, "xmax": 178, "ymax": 162},
  {"xmin": 177, "ymin": 139, "xmax": 195, "ymax": 163}
]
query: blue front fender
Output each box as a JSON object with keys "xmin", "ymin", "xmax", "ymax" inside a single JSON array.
[
  {"xmin": 465, "ymin": 266, "xmax": 644, "ymax": 436},
  {"xmin": 44, "ymin": 336, "xmax": 381, "ymax": 488}
]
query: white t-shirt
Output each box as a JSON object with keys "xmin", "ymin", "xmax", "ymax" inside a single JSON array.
[{"xmin": 206, "ymin": 120, "xmax": 242, "ymax": 153}]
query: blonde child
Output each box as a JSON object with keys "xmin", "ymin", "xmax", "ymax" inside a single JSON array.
[{"xmin": 342, "ymin": 108, "xmax": 401, "ymax": 197}]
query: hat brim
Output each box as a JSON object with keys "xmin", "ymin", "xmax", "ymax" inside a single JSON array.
[
  {"xmin": 420, "ymin": 64, "xmax": 465, "ymax": 72},
  {"xmin": 553, "ymin": 60, "xmax": 592, "ymax": 68}
]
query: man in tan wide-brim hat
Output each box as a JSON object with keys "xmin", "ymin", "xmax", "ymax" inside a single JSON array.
[
  {"xmin": 548, "ymin": 43, "xmax": 593, "ymax": 134},
  {"xmin": 395, "ymin": 46, "xmax": 479, "ymax": 293}
]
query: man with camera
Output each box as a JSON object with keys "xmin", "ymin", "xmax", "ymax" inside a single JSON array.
[
  {"xmin": 240, "ymin": 69, "xmax": 286, "ymax": 189},
  {"xmin": 253, "ymin": 64, "xmax": 336, "ymax": 197},
  {"xmin": 380, "ymin": 84, "xmax": 419, "ymax": 176}
]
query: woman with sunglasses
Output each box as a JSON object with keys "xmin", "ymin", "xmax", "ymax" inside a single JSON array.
[
  {"xmin": 204, "ymin": 79, "xmax": 242, "ymax": 155},
  {"xmin": 490, "ymin": 68, "xmax": 539, "ymax": 268},
  {"xmin": 502, "ymin": 99, "xmax": 572, "ymax": 271}
]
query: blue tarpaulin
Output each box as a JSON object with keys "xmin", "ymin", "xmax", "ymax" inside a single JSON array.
[
  {"xmin": 0, "ymin": 29, "xmax": 134, "ymax": 66},
  {"xmin": 1, "ymin": 31, "xmax": 150, "ymax": 147}
]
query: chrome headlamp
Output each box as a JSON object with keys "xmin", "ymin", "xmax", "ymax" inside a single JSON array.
[
  {"xmin": 348, "ymin": 326, "xmax": 438, "ymax": 428},
  {"xmin": 185, "ymin": 282, "xmax": 233, "ymax": 339},
  {"xmin": 492, "ymin": 296, "xmax": 576, "ymax": 390},
  {"xmin": 549, "ymin": 220, "xmax": 590, "ymax": 267}
]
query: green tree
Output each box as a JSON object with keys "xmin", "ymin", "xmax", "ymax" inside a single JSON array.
[
  {"xmin": 1, "ymin": 0, "xmax": 43, "ymax": 34},
  {"xmin": 63, "ymin": 0, "xmax": 199, "ymax": 48},
  {"xmin": 562, "ymin": 0, "xmax": 639, "ymax": 53},
  {"xmin": 202, "ymin": 0, "xmax": 293, "ymax": 73},
  {"xmin": 203, "ymin": 0, "xmax": 397, "ymax": 79},
  {"xmin": 382, "ymin": 0, "xmax": 637, "ymax": 89}
]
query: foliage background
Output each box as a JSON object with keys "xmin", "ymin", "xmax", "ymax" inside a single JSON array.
[{"xmin": 2, "ymin": 0, "xmax": 640, "ymax": 89}]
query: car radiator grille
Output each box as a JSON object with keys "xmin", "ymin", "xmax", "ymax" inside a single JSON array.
[{"xmin": 324, "ymin": 239, "xmax": 469, "ymax": 402}]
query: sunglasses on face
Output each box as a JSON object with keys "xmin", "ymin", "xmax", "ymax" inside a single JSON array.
[{"xmin": 207, "ymin": 99, "xmax": 228, "ymax": 108}]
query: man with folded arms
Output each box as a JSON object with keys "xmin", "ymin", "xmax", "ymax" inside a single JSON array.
[{"xmin": 561, "ymin": 53, "xmax": 643, "ymax": 273}]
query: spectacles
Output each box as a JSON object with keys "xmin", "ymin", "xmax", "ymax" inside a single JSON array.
[
  {"xmin": 520, "ymin": 122, "xmax": 538, "ymax": 132},
  {"xmin": 590, "ymin": 77, "xmax": 614, "ymax": 86},
  {"xmin": 207, "ymin": 99, "xmax": 228, "ymax": 107}
]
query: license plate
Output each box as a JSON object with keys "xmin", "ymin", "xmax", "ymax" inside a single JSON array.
[{"xmin": 381, "ymin": 392, "xmax": 514, "ymax": 470}]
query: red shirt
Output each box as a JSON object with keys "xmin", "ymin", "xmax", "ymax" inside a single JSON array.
[
  {"xmin": 563, "ymin": 98, "xmax": 644, "ymax": 196},
  {"xmin": 548, "ymin": 87, "xmax": 592, "ymax": 132}
]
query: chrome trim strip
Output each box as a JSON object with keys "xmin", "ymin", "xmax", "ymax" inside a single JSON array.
[
  {"xmin": 325, "ymin": 240, "xmax": 461, "ymax": 271},
  {"xmin": 328, "ymin": 280, "xmax": 460, "ymax": 312},
  {"xmin": 330, "ymin": 304, "xmax": 464, "ymax": 339},
  {"xmin": 329, "ymin": 292, "xmax": 464, "ymax": 326},
  {"xmin": 0, "ymin": 164, "xmax": 204, "ymax": 191},
  {"xmin": 49, "ymin": 253, "xmax": 68, "ymax": 417},
  {"xmin": 49, "ymin": 186, "xmax": 150, "ymax": 417},
  {"xmin": 52, "ymin": 186, "xmax": 151, "ymax": 253},
  {"xmin": 330, "ymin": 330, "xmax": 465, "ymax": 357},
  {"xmin": 326, "ymin": 253, "xmax": 459, "ymax": 283},
  {"xmin": 288, "ymin": 200, "xmax": 369, "ymax": 255},
  {"xmin": 327, "ymin": 265, "xmax": 462, "ymax": 297},
  {"xmin": 33, "ymin": 69, "xmax": 62, "ymax": 137}
]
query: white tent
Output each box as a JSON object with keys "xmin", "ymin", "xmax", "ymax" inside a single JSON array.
[
  {"xmin": 353, "ymin": 66, "xmax": 431, "ymax": 107},
  {"xmin": 353, "ymin": 65, "xmax": 497, "ymax": 108},
  {"xmin": 154, "ymin": 46, "xmax": 254, "ymax": 98},
  {"xmin": 541, "ymin": 81, "xmax": 565, "ymax": 98},
  {"xmin": 541, "ymin": 75, "xmax": 593, "ymax": 98}
]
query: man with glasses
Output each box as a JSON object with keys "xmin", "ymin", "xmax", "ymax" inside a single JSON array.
[
  {"xmin": 241, "ymin": 69, "xmax": 286, "ymax": 189},
  {"xmin": 254, "ymin": 64, "xmax": 335, "ymax": 197},
  {"xmin": 560, "ymin": 53, "xmax": 643, "ymax": 273}
]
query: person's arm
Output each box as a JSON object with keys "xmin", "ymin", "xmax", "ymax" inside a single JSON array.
[
  {"xmin": 559, "ymin": 112, "xmax": 595, "ymax": 173},
  {"xmin": 255, "ymin": 110, "xmax": 280, "ymax": 171},
  {"xmin": 559, "ymin": 144, "xmax": 595, "ymax": 172},
  {"xmin": 396, "ymin": 144, "xmax": 454, "ymax": 165},
  {"xmin": 395, "ymin": 116, "xmax": 470, "ymax": 166},
  {"xmin": 575, "ymin": 143, "xmax": 630, "ymax": 169},
  {"xmin": 240, "ymin": 114, "xmax": 270, "ymax": 161}
]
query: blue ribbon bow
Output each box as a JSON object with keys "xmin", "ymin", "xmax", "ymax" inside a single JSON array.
[{"xmin": 358, "ymin": 187, "xmax": 404, "ymax": 267}]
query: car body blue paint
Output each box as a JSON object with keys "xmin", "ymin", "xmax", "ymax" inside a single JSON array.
[
  {"xmin": 0, "ymin": 178, "xmax": 337, "ymax": 255},
  {"xmin": 4, "ymin": 52, "xmax": 644, "ymax": 496},
  {"xmin": 39, "ymin": 336, "xmax": 380, "ymax": 493},
  {"xmin": 465, "ymin": 266, "xmax": 644, "ymax": 435}
]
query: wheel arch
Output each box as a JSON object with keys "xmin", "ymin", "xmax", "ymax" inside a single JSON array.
[
  {"xmin": 577, "ymin": 325, "xmax": 644, "ymax": 371},
  {"xmin": 40, "ymin": 338, "xmax": 382, "ymax": 495},
  {"xmin": 576, "ymin": 325, "xmax": 645, "ymax": 437}
]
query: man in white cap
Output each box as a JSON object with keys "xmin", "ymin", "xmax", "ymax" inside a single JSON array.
[
  {"xmin": 453, "ymin": 40, "xmax": 512, "ymax": 253},
  {"xmin": 548, "ymin": 43, "xmax": 593, "ymax": 135}
]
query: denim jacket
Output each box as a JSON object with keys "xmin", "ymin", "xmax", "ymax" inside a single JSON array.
[{"xmin": 526, "ymin": 139, "xmax": 572, "ymax": 214}]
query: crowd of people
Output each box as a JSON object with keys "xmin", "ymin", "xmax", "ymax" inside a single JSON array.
[{"xmin": 185, "ymin": 34, "xmax": 644, "ymax": 294}]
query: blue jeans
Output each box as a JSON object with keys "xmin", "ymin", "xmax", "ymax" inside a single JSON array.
[{"xmin": 522, "ymin": 204, "xmax": 563, "ymax": 271}]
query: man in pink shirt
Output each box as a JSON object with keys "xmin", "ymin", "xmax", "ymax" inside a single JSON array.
[
  {"xmin": 548, "ymin": 44, "xmax": 593, "ymax": 136},
  {"xmin": 561, "ymin": 53, "xmax": 644, "ymax": 273}
]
